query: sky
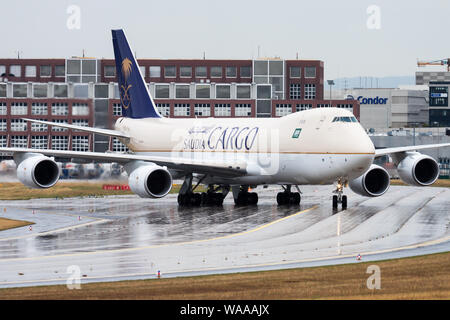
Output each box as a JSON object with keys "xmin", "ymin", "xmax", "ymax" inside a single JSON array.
[{"xmin": 1, "ymin": 0, "xmax": 449, "ymax": 81}]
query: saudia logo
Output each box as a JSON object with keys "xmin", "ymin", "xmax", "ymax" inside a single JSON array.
[
  {"xmin": 357, "ymin": 96, "xmax": 388, "ymax": 105},
  {"xmin": 184, "ymin": 126, "xmax": 259, "ymax": 151},
  {"xmin": 120, "ymin": 58, "xmax": 133, "ymax": 110}
]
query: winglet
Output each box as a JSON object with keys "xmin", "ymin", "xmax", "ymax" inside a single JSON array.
[{"xmin": 112, "ymin": 29, "xmax": 161, "ymax": 119}]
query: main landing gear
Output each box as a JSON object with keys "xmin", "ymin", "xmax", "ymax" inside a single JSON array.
[
  {"xmin": 177, "ymin": 174, "xmax": 229, "ymax": 206},
  {"xmin": 276, "ymin": 185, "xmax": 301, "ymax": 205},
  {"xmin": 332, "ymin": 179, "xmax": 347, "ymax": 210},
  {"xmin": 232, "ymin": 185, "xmax": 258, "ymax": 205}
]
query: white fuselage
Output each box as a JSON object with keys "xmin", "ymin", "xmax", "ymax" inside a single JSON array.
[{"xmin": 114, "ymin": 108, "xmax": 375, "ymax": 186}]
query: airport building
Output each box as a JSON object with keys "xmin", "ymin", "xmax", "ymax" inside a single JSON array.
[
  {"xmin": 337, "ymin": 87, "xmax": 429, "ymax": 129},
  {"xmin": 0, "ymin": 57, "xmax": 359, "ymax": 155}
]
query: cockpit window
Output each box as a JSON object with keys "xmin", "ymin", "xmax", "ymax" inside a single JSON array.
[{"xmin": 332, "ymin": 116, "xmax": 358, "ymax": 123}]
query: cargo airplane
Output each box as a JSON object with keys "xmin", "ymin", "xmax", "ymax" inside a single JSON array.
[{"xmin": 1, "ymin": 30, "xmax": 449, "ymax": 208}]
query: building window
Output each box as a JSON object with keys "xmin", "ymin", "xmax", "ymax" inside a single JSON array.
[
  {"xmin": 155, "ymin": 84, "xmax": 170, "ymax": 99},
  {"xmin": 10, "ymin": 65, "xmax": 21, "ymax": 77},
  {"xmin": 51, "ymin": 136, "xmax": 68, "ymax": 150},
  {"xmin": 214, "ymin": 104, "xmax": 231, "ymax": 117},
  {"xmin": 13, "ymin": 84, "xmax": 27, "ymax": 98},
  {"xmin": 174, "ymin": 104, "xmax": 190, "ymax": 117},
  {"xmin": 11, "ymin": 119, "xmax": 27, "ymax": 132},
  {"xmin": 11, "ymin": 102, "xmax": 28, "ymax": 115},
  {"xmin": 113, "ymin": 103, "xmax": 122, "ymax": 116},
  {"xmin": 304, "ymin": 84, "xmax": 316, "ymax": 100},
  {"xmin": 0, "ymin": 65, "xmax": 5, "ymax": 76},
  {"xmin": 0, "ymin": 102, "xmax": 6, "ymax": 115},
  {"xmin": 52, "ymin": 103, "xmax": 69, "ymax": 115},
  {"xmin": 0, "ymin": 119, "xmax": 6, "ymax": 131},
  {"xmin": 55, "ymin": 65, "xmax": 65, "ymax": 77},
  {"xmin": 95, "ymin": 84, "xmax": 109, "ymax": 98},
  {"xmin": 149, "ymin": 66, "xmax": 161, "ymax": 77},
  {"xmin": 195, "ymin": 66, "xmax": 207, "ymax": 78},
  {"xmin": 317, "ymin": 104, "xmax": 330, "ymax": 108},
  {"xmin": 11, "ymin": 136, "xmax": 28, "ymax": 148},
  {"xmin": 156, "ymin": 103, "xmax": 170, "ymax": 117},
  {"xmin": 0, "ymin": 136, "xmax": 7, "ymax": 147},
  {"xmin": 31, "ymin": 103, "xmax": 48, "ymax": 115},
  {"xmin": 72, "ymin": 136, "xmax": 89, "ymax": 152},
  {"xmin": 180, "ymin": 66, "xmax": 192, "ymax": 78},
  {"xmin": 296, "ymin": 104, "xmax": 312, "ymax": 111},
  {"xmin": 240, "ymin": 66, "xmax": 251, "ymax": 78},
  {"xmin": 290, "ymin": 66, "xmax": 301, "ymax": 78},
  {"xmin": 164, "ymin": 66, "xmax": 176, "ymax": 78},
  {"xmin": 72, "ymin": 103, "xmax": 89, "ymax": 116},
  {"xmin": 257, "ymin": 85, "xmax": 271, "ymax": 99},
  {"xmin": 276, "ymin": 104, "xmax": 292, "ymax": 117},
  {"xmin": 304, "ymin": 67, "xmax": 316, "ymax": 78},
  {"xmin": 236, "ymin": 85, "xmax": 251, "ymax": 99},
  {"xmin": 31, "ymin": 136, "xmax": 48, "ymax": 149},
  {"xmin": 226, "ymin": 66, "xmax": 237, "ymax": 78},
  {"xmin": 211, "ymin": 66, "xmax": 222, "ymax": 78},
  {"xmin": 52, "ymin": 119, "xmax": 68, "ymax": 132},
  {"xmin": 33, "ymin": 84, "xmax": 48, "ymax": 98},
  {"xmin": 175, "ymin": 85, "xmax": 190, "ymax": 99},
  {"xmin": 336, "ymin": 104, "xmax": 354, "ymax": 113},
  {"xmin": 25, "ymin": 66, "xmax": 37, "ymax": 77},
  {"xmin": 112, "ymin": 137, "xmax": 128, "ymax": 152},
  {"xmin": 31, "ymin": 119, "xmax": 48, "ymax": 132},
  {"xmin": 72, "ymin": 119, "xmax": 89, "ymax": 131},
  {"xmin": 196, "ymin": 84, "xmax": 210, "ymax": 99},
  {"xmin": 0, "ymin": 84, "xmax": 6, "ymax": 97},
  {"xmin": 289, "ymin": 83, "xmax": 301, "ymax": 99},
  {"xmin": 254, "ymin": 61, "xmax": 268, "ymax": 76},
  {"xmin": 235, "ymin": 104, "xmax": 252, "ymax": 117},
  {"xmin": 40, "ymin": 65, "xmax": 51, "ymax": 77},
  {"xmin": 104, "ymin": 66, "xmax": 116, "ymax": 77},
  {"xmin": 139, "ymin": 66, "xmax": 146, "ymax": 77},
  {"xmin": 194, "ymin": 104, "xmax": 211, "ymax": 117},
  {"xmin": 54, "ymin": 84, "xmax": 68, "ymax": 98},
  {"xmin": 216, "ymin": 85, "xmax": 231, "ymax": 99},
  {"xmin": 74, "ymin": 84, "xmax": 89, "ymax": 98}
]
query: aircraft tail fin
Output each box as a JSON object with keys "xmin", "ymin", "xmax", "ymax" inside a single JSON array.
[{"xmin": 111, "ymin": 29, "xmax": 161, "ymax": 119}]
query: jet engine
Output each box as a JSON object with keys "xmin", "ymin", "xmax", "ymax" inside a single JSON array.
[
  {"xmin": 349, "ymin": 164, "xmax": 390, "ymax": 197},
  {"xmin": 15, "ymin": 153, "xmax": 60, "ymax": 188},
  {"xmin": 397, "ymin": 153, "xmax": 439, "ymax": 186},
  {"xmin": 128, "ymin": 164, "xmax": 173, "ymax": 198}
]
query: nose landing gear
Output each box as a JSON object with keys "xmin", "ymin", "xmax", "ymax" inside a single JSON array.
[{"xmin": 332, "ymin": 179, "xmax": 347, "ymax": 210}]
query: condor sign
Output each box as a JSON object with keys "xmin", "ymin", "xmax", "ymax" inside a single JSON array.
[{"xmin": 357, "ymin": 96, "xmax": 388, "ymax": 105}]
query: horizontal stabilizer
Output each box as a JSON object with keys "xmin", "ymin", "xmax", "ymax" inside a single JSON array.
[{"xmin": 22, "ymin": 118, "xmax": 130, "ymax": 139}]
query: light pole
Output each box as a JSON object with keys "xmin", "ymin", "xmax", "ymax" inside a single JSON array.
[{"xmin": 327, "ymin": 80, "xmax": 335, "ymax": 107}]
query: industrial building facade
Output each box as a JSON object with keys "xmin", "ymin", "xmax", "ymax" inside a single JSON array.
[{"xmin": 0, "ymin": 57, "xmax": 359, "ymax": 154}]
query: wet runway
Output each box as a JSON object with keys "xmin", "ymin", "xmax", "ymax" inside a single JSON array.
[{"xmin": 0, "ymin": 185, "xmax": 449, "ymax": 288}]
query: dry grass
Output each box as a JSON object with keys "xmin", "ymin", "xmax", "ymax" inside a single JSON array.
[
  {"xmin": 0, "ymin": 252, "xmax": 448, "ymax": 300},
  {"xmin": 0, "ymin": 182, "xmax": 186, "ymax": 200},
  {"xmin": 0, "ymin": 217, "xmax": 34, "ymax": 231},
  {"xmin": 390, "ymin": 179, "xmax": 450, "ymax": 188}
]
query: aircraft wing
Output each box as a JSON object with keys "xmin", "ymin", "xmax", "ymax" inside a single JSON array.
[
  {"xmin": 0, "ymin": 147, "xmax": 247, "ymax": 177},
  {"xmin": 375, "ymin": 143, "xmax": 450, "ymax": 157},
  {"xmin": 22, "ymin": 118, "xmax": 130, "ymax": 139}
]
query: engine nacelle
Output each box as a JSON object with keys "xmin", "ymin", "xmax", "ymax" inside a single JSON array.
[
  {"xmin": 128, "ymin": 164, "xmax": 172, "ymax": 198},
  {"xmin": 397, "ymin": 153, "xmax": 439, "ymax": 186},
  {"xmin": 16, "ymin": 154, "xmax": 60, "ymax": 188},
  {"xmin": 349, "ymin": 164, "xmax": 390, "ymax": 197}
]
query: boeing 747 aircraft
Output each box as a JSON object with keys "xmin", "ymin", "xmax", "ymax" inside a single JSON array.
[{"xmin": 1, "ymin": 30, "xmax": 449, "ymax": 208}]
